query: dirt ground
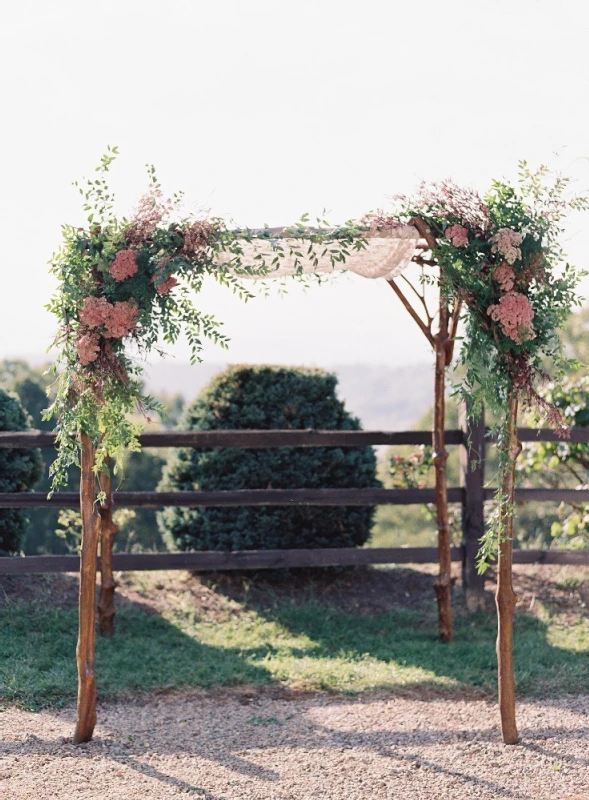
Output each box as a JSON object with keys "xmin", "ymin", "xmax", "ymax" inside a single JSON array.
[
  {"xmin": 2, "ymin": 692, "xmax": 589, "ymax": 799},
  {"xmin": 3, "ymin": 561, "xmax": 589, "ymax": 620}
]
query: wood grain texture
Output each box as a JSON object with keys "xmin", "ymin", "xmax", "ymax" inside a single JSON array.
[{"xmin": 73, "ymin": 433, "xmax": 101, "ymax": 745}]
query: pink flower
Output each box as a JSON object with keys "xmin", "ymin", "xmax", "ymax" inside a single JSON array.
[
  {"xmin": 445, "ymin": 224, "xmax": 469, "ymax": 248},
  {"xmin": 103, "ymin": 301, "xmax": 138, "ymax": 338},
  {"xmin": 109, "ymin": 249, "xmax": 138, "ymax": 282},
  {"xmin": 79, "ymin": 296, "xmax": 138, "ymax": 338},
  {"xmin": 76, "ymin": 332, "xmax": 100, "ymax": 365},
  {"xmin": 156, "ymin": 276, "xmax": 178, "ymax": 295},
  {"xmin": 126, "ymin": 187, "xmax": 174, "ymax": 244},
  {"xmin": 487, "ymin": 292, "xmax": 535, "ymax": 344},
  {"xmin": 490, "ymin": 228, "xmax": 524, "ymax": 265},
  {"xmin": 181, "ymin": 220, "xmax": 214, "ymax": 259},
  {"xmin": 493, "ymin": 263, "xmax": 515, "ymax": 293},
  {"xmin": 79, "ymin": 296, "xmax": 111, "ymax": 329}
]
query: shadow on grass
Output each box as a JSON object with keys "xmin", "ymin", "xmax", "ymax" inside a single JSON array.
[
  {"xmin": 210, "ymin": 566, "xmax": 589, "ymax": 698},
  {"xmin": 2, "ymin": 566, "xmax": 589, "ymax": 710},
  {"xmin": 0, "ymin": 600, "xmax": 275, "ymax": 709}
]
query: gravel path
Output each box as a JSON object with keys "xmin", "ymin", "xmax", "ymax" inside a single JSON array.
[{"xmin": 2, "ymin": 693, "xmax": 589, "ymax": 799}]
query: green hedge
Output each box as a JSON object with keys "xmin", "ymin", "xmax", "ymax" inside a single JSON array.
[
  {"xmin": 158, "ymin": 365, "xmax": 379, "ymax": 551},
  {"xmin": 0, "ymin": 389, "xmax": 43, "ymax": 554}
]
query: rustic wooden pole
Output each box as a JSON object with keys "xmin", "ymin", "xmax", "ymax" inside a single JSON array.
[
  {"xmin": 496, "ymin": 393, "xmax": 520, "ymax": 745},
  {"xmin": 459, "ymin": 404, "xmax": 487, "ymax": 611},
  {"xmin": 432, "ymin": 299, "xmax": 454, "ymax": 643},
  {"xmin": 73, "ymin": 432, "xmax": 101, "ymax": 745},
  {"xmin": 391, "ymin": 215, "xmax": 456, "ymax": 643},
  {"xmin": 98, "ymin": 458, "xmax": 118, "ymax": 637}
]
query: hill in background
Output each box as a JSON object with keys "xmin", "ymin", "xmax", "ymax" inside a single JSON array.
[{"xmin": 144, "ymin": 360, "xmax": 434, "ymax": 430}]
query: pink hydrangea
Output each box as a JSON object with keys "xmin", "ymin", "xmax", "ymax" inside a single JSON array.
[
  {"xmin": 109, "ymin": 249, "xmax": 138, "ymax": 282},
  {"xmin": 493, "ymin": 263, "xmax": 515, "ymax": 293},
  {"xmin": 490, "ymin": 228, "xmax": 524, "ymax": 265},
  {"xmin": 156, "ymin": 276, "xmax": 178, "ymax": 295},
  {"xmin": 445, "ymin": 224, "xmax": 469, "ymax": 247},
  {"xmin": 76, "ymin": 332, "xmax": 101, "ymax": 365},
  {"xmin": 79, "ymin": 296, "xmax": 138, "ymax": 338},
  {"xmin": 79, "ymin": 296, "xmax": 111, "ymax": 328},
  {"xmin": 487, "ymin": 292, "xmax": 535, "ymax": 344},
  {"xmin": 103, "ymin": 301, "xmax": 138, "ymax": 338}
]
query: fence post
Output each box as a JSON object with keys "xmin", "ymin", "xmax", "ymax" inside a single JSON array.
[{"xmin": 460, "ymin": 404, "xmax": 487, "ymax": 611}]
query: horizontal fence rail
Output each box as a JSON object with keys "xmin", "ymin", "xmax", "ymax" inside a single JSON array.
[
  {"xmin": 1, "ymin": 424, "xmax": 588, "ymax": 579},
  {"xmin": 3, "ymin": 427, "xmax": 589, "ymax": 450},
  {"xmin": 0, "ymin": 429, "xmax": 463, "ymax": 448},
  {"xmin": 0, "ymin": 488, "xmax": 464, "ymax": 509},
  {"xmin": 2, "ymin": 546, "xmax": 589, "ymax": 575}
]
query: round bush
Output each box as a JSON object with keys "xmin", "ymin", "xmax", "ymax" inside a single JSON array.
[
  {"xmin": 0, "ymin": 389, "xmax": 43, "ymax": 554},
  {"xmin": 158, "ymin": 365, "xmax": 380, "ymax": 551}
]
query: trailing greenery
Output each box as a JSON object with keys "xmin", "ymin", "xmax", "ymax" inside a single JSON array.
[
  {"xmin": 45, "ymin": 148, "xmax": 365, "ymax": 494},
  {"xmin": 0, "ymin": 389, "xmax": 43, "ymax": 554},
  {"xmin": 158, "ymin": 365, "xmax": 379, "ymax": 551},
  {"xmin": 367, "ymin": 164, "xmax": 588, "ymax": 568},
  {"xmin": 518, "ymin": 375, "xmax": 589, "ymax": 548}
]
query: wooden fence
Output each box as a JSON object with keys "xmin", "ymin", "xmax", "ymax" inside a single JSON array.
[{"xmin": 2, "ymin": 420, "xmax": 589, "ymax": 605}]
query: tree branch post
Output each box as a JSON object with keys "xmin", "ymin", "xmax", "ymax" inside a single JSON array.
[
  {"xmin": 73, "ymin": 432, "xmax": 101, "ymax": 745},
  {"xmin": 98, "ymin": 458, "xmax": 118, "ymax": 637},
  {"xmin": 433, "ymin": 299, "xmax": 454, "ymax": 643},
  {"xmin": 496, "ymin": 393, "xmax": 521, "ymax": 745}
]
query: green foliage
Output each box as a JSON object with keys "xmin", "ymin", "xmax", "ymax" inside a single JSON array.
[
  {"xmin": 158, "ymin": 365, "xmax": 379, "ymax": 551},
  {"xmin": 518, "ymin": 375, "xmax": 589, "ymax": 548},
  {"xmin": 0, "ymin": 389, "xmax": 43, "ymax": 554},
  {"xmin": 380, "ymin": 164, "xmax": 588, "ymax": 569},
  {"xmin": 46, "ymin": 149, "xmax": 366, "ymax": 494}
]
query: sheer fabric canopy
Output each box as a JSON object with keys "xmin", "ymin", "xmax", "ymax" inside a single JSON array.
[{"xmin": 221, "ymin": 225, "xmax": 421, "ymax": 281}]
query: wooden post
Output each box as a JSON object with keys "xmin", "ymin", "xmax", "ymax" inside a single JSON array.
[
  {"xmin": 73, "ymin": 432, "xmax": 101, "ymax": 745},
  {"xmin": 98, "ymin": 458, "xmax": 118, "ymax": 636},
  {"xmin": 496, "ymin": 393, "xmax": 520, "ymax": 745},
  {"xmin": 460, "ymin": 404, "xmax": 487, "ymax": 611},
  {"xmin": 432, "ymin": 300, "xmax": 454, "ymax": 643}
]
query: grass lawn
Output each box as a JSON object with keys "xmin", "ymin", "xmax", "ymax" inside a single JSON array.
[{"xmin": 1, "ymin": 564, "xmax": 589, "ymax": 709}]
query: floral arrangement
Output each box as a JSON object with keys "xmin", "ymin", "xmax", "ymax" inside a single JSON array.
[
  {"xmin": 367, "ymin": 163, "xmax": 587, "ymax": 565},
  {"xmin": 45, "ymin": 148, "xmax": 364, "ymax": 493}
]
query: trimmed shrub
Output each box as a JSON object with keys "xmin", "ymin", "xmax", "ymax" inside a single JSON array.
[
  {"xmin": 0, "ymin": 389, "xmax": 43, "ymax": 554},
  {"xmin": 158, "ymin": 365, "xmax": 379, "ymax": 551}
]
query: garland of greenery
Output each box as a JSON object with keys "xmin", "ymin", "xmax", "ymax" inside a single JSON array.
[{"xmin": 45, "ymin": 148, "xmax": 365, "ymax": 491}]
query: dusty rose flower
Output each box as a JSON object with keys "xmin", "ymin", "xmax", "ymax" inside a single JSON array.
[
  {"xmin": 76, "ymin": 332, "xmax": 101, "ymax": 365},
  {"xmin": 181, "ymin": 220, "xmax": 213, "ymax": 259},
  {"xmin": 109, "ymin": 249, "xmax": 138, "ymax": 282},
  {"xmin": 126, "ymin": 187, "xmax": 174, "ymax": 244},
  {"xmin": 79, "ymin": 296, "xmax": 111, "ymax": 328},
  {"xmin": 494, "ymin": 263, "xmax": 515, "ymax": 293},
  {"xmin": 488, "ymin": 292, "xmax": 535, "ymax": 344},
  {"xmin": 156, "ymin": 276, "xmax": 178, "ymax": 295},
  {"xmin": 445, "ymin": 224, "xmax": 469, "ymax": 248},
  {"xmin": 103, "ymin": 301, "xmax": 138, "ymax": 338},
  {"xmin": 490, "ymin": 228, "xmax": 524, "ymax": 265}
]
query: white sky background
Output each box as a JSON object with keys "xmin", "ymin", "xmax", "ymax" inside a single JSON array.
[{"xmin": 1, "ymin": 0, "xmax": 588, "ymax": 371}]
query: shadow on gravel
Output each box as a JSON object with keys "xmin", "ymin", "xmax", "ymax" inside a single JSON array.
[{"xmin": 3, "ymin": 698, "xmax": 589, "ymax": 800}]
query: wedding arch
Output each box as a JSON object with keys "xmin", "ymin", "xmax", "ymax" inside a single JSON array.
[{"xmin": 46, "ymin": 149, "xmax": 585, "ymax": 745}]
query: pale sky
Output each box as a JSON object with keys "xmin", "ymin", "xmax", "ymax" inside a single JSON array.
[{"xmin": 1, "ymin": 0, "xmax": 588, "ymax": 372}]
